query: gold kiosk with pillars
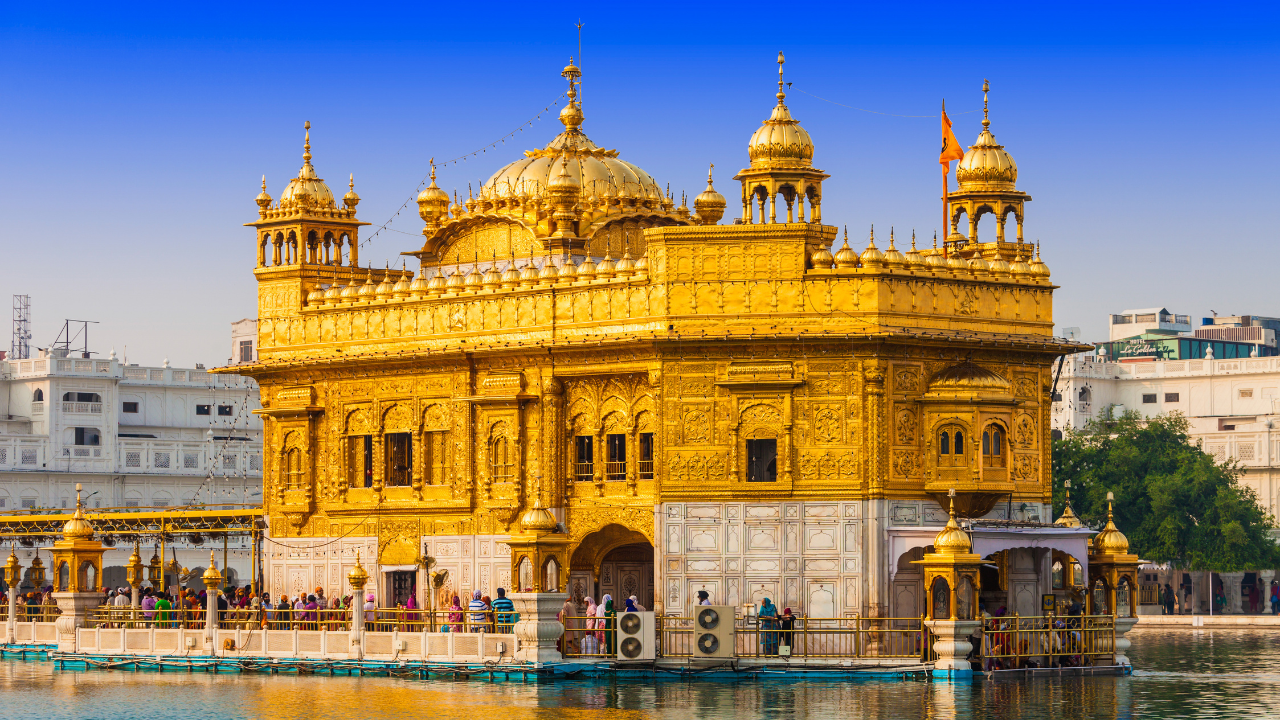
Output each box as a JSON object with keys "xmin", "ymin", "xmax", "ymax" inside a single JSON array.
[
  {"xmin": 51, "ymin": 484, "xmax": 106, "ymax": 652},
  {"xmin": 1088, "ymin": 492, "xmax": 1141, "ymax": 665},
  {"xmin": 914, "ymin": 490, "xmax": 984, "ymax": 677}
]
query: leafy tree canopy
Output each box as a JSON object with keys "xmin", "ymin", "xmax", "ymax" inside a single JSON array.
[{"xmin": 1052, "ymin": 411, "xmax": 1280, "ymax": 571}]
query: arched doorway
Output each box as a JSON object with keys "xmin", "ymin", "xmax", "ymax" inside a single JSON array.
[{"xmin": 567, "ymin": 524, "xmax": 654, "ymax": 612}]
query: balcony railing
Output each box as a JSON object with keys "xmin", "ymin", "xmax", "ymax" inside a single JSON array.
[
  {"xmin": 62, "ymin": 402, "xmax": 102, "ymax": 413},
  {"xmin": 574, "ymin": 462, "xmax": 594, "ymax": 482},
  {"xmin": 605, "ymin": 461, "xmax": 627, "ymax": 482},
  {"xmin": 639, "ymin": 459, "xmax": 654, "ymax": 480}
]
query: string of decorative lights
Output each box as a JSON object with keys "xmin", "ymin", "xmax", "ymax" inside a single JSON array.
[
  {"xmin": 359, "ymin": 92, "xmax": 568, "ymax": 251},
  {"xmin": 791, "ymin": 86, "xmax": 979, "ymax": 119}
]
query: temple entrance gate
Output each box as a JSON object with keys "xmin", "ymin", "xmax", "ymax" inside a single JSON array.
[{"xmin": 567, "ymin": 524, "xmax": 654, "ymax": 611}]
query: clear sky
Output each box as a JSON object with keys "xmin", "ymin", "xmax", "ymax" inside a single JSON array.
[{"xmin": 1, "ymin": 3, "xmax": 1277, "ymax": 366}]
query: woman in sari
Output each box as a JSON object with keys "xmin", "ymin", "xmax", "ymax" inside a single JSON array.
[
  {"xmin": 603, "ymin": 596, "xmax": 617, "ymax": 655},
  {"xmin": 447, "ymin": 595, "xmax": 464, "ymax": 633},
  {"xmin": 594, "ymin": 595, "xmax": 609, "ymax": 649},
  {"xmin": 581, "ymin": 597, "xmax": 598, "ymax": 654},
  {"xmin": 405, "ymin": 592, "xmax": 420, "ymax": 632}
]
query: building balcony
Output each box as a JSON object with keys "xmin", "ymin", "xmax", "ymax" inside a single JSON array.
[{"xmin": 62, "ymin": 402, "xmax": 102, "ymax": 414}]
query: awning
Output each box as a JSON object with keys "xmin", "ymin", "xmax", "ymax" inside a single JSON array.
[{"xmin": 888, "ymin": 525, "xmax": 1095, "ymax": 583}]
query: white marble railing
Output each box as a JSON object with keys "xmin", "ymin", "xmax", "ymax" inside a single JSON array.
[{"xmin": 74, "ymin": 627, "xmax": 517, "ymax": 662}]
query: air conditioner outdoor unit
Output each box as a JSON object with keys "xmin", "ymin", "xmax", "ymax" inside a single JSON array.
[
  {"xmin": 616, "ymin": 610, "xmax": 655, "ymax": 661},
  {"xmin": 693, "ymin": 605, "xmax": 735, "ymax": 659}
]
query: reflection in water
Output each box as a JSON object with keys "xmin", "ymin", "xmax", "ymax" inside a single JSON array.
[{"xmin": 5, "ymin": 630, "xmax": 1280, "ymax": 719}]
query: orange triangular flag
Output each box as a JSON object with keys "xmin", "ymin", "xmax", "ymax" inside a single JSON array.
[{"xmin": 940, "ymin": 102, "xmax": 965, "ymax": 169}]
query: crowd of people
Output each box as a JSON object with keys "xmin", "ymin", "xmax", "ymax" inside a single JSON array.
[{"xmin": 0, "ymin": 586, "xmax": 60, "ymax": 621}]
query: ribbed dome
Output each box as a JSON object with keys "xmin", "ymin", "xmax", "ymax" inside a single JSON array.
[
  {"xmin": 482, "ymin": 122, "xmax": 662, "ymax": 206},
  {"xmin": 929, "ymin": 361, "xmax": 1012, "ymax": 392},
  {"xmin": 1093, "ymin": 499, "xmax": 1130, "ymax": 555},
  {"xmin": 932, "ymin": 499, "xmax": 971, "ymax": 555},
  {"xmin": 279, "ymin": 123, "xmax": 337, "ymax": 210},
  {"xmin": 693, "ymin": 165, "xmax": 727, "ymax": 225},
  {"xmin": 748, "ymin": 101, "xmax": 815, "ymax": 168},
  {"xmin": 956, "ymin": 85, "xmax": 1018, "ymax": 192}
]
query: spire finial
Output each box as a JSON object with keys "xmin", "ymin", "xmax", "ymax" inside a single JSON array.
[
  {"xmin": 776, "ymin": 51, "xmax": 786, "ymax": 103},
  {"xmin": 982, "ymin": 79, "xmax": 990, "ymax": 130},
  {"xmin": 911, "ymin": 229, "xmax": 917, "ymax": 251},
  {"xmin": 933, "ymin": 230, "xmax": 938, "ymax": 250},
  {"xmin": 303, "ymin": 120, "xmax": 312, "ymax": 164},
  {"xmin": 707, "ymin": 163, "xmax": 715, "ymax": 185},
  {"xmin": 842, "ymin": 225, "xmax": 848, "ymax": 248},
  {"xmin": 889, "ymin": 226, "xmax": 896, "ymax": 249},
  {"xmin": 868, "ymin": 224, "xmax": 876, "ymax": 248},
  {"xmin": 261, "ymin": 175, "xmax": 267, "ymax": 192},
  {"xmin": 429, "ymin": 157, "xmax": 437, "ymax": 183},
  {"xmin": 348, "ymin": 173, "xmax": 354, "ymax": 191},
  {"xmin": 1035, "ymin": 239, "xmax": 1042, "ymax": 260}
]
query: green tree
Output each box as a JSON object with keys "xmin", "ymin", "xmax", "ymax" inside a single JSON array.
[{"xmin": 1052, "ymin": 411, "xmax": 1280, "ymax": 571}]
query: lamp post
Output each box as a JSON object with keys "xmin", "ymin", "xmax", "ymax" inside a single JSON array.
[
  {"xmin": 202, "ymin": 551, "xmax": 222, "ymax": 652},
  {"xmin": 125, "ymin": 543, "xmax": 144, "ymax": 612},
  {"xmin": 4, "ymin": 546, "xmax": 21, "ymax": 644},
  {"xmin": 348, "ymin": 551, "xmax": 369, "ymax": 660}
]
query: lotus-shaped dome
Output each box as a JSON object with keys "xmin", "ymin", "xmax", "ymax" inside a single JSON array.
[
  {"xmin": 279, "ymin": 122, "xmax": 337, "ymax": 210},
  {"xmin": 928, "ymin": 361, "xmax": 1012, "ymax": 393}
]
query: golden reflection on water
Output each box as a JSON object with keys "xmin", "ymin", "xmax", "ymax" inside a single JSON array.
[{"xmin": 12, "ymin": 631, "xmax": 1280, "ymax": 720}]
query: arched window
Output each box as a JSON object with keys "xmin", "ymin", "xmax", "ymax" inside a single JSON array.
[
  {"xmin": 490, "ymin": 436, "xmax": 513, "ymax": 482},
  {"xmin": 938, "ymin": 427, "xmax": 966, "ymax": 467},
  {"xmin": 33, "ymin": 389, "xmax": 43, "ymax": 402},
  {"xmin": 983, "ymin": 424, "xmax": 1006, "ymax": 467}
]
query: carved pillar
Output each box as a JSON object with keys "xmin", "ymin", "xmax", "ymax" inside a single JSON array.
[
  {"xmin": 272, "ymin": 238, "xmax": 282, "ymax": 266},
  {"xmin": 372, "ymin": 412, "xmax": 385, "ymax": 493},
  {"xmin": 511, "ymin": 592, "xmax": 567, "ymax": 664},
  {"xmin": 412, "ymin": 419, "xmax": 425, "ymax": 498},
  {"xmin": 542, "ymin": 377, "xmax": 563, "ymax": 507}
]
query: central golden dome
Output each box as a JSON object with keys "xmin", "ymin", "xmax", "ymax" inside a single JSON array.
[{"xmin": 480, "ymin": 86, "xmax": 664, "ymax": 206}]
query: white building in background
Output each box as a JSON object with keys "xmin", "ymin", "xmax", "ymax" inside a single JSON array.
[
  {"xmin": 1053, "ymin": 325, "xmax": 1280, "ymax": 523},
  {"xmin": 0, "ymin": 345, "xmax": 263, "ymax": 589}
]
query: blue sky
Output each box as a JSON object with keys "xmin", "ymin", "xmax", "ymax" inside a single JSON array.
[{"xmin": 1, "ymin": 3, "xmax": 1277, "ymax": 365}]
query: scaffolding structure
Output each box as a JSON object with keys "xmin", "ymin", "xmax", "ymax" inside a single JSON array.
[{"xmin": 10, "ymin": 295, "xmax": 30, "ymax": 360}]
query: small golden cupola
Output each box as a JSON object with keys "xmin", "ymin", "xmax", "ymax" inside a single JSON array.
[
  {"xmin": 947, "ymin": 80, "xmax": 1032, "ymax": 261},
  {"xmin": 734, "ymin": 52, "xmax": 830, "ymax": 225},
  {"xmin": 279, "ymin": 121, "xmax": 336, "ymax": 211},
  {"xmin": 1092, "ymin": 493, "xmax": 1130, "ymax": 555},
  {"xmin": 1054, "ymin": 479, "xmax": 1084, "ymax": 528},
  {"xmin": 693, "ymin": 164, "xmax": 727, "ymax": 225},
  {"xmin": 417, "ymin": 160, "xmax": 450, "ymax": 232}
]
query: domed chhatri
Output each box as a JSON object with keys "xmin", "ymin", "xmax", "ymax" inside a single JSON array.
[
  {"xmin": 733, "ymin": 53, "xmax": 830, "ymax": 225},
  {"xmin": 946, "ymin": 80, "xmax": 1032, "ymax": 252}
]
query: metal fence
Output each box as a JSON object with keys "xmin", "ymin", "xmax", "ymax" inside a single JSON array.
[
  {"xmin": 657, "ymin": 615, "xmax": 934, "ymax": 660},
  {"xmin": 980, "ymin": 614, "xmax": 1116, "ymax": 669},
  {"xmin": 0, "ymin": 603, "xmax": 60, "ymax": 623}
]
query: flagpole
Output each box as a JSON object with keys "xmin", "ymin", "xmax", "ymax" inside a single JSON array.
[{"xmin": 941, "ymin": 99, "xmax": 949, "ymax": 255}]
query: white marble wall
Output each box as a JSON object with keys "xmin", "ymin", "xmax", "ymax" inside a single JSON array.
[{"xmin": 657, "ymin": 501, "xmax": 864, "ymax": 618}]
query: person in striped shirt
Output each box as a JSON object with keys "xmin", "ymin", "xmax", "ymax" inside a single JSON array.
[{"xmin": 492, "ymin": 587, "xmax": 517, "ymax": 631}]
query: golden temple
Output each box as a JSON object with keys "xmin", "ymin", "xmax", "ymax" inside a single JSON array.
[{"xmin": 223, "ymin": 53, "xmax": 1084, "ymax": 619}]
